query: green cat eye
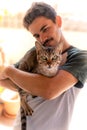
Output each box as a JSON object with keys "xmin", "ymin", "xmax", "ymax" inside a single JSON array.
[
  {"xmin": 41, "ymin": 56, "xmax": 47, "ymax": 61},
  {"xmin": 52, "ymin": 55, "xmax": 58, "ymax": 60}
]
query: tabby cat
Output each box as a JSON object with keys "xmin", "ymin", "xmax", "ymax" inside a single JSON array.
[{"xmin": 14, "ymin": 41, "xmax": 63, "ymax": 130}]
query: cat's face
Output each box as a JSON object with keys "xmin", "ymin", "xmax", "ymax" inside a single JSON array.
[{"xmin": 35, "ymin": 41, "xmax": 62, "ymax": 70}]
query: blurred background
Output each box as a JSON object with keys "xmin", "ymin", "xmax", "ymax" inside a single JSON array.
[
  {"xmin": 0, "ymin": 0, "xmax": 87, "ymax": 130},
  {"xmin": 0, "ymin": 0, "xmax": 87, "ymax": 65}
]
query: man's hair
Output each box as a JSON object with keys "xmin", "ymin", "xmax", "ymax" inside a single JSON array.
[{"xmin": 23, "ymin": 2, "xmax": 57, "ymax": 30}]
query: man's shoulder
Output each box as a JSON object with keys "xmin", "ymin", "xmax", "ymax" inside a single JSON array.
[{"xmin": 67, "ymin": 46, "xmax": 87, "ymax": 61}]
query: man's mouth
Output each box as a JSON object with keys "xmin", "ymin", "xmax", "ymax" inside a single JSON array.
[{"xmin": 43, "ymin": 38, "xmax": 53, "ymax": 46}]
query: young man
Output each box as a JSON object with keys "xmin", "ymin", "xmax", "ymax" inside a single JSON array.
[{"xmin": 0, "ymin": 2, "xmax": 87, "ymax": 130}]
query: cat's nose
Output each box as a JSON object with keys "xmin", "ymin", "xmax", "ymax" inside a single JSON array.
[{"xmin": 47, "ymin": 61, "xmax": 51, "ymax": 68}]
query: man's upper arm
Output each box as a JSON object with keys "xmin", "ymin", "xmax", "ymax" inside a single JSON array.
[{"xmin": 60, "ymin": 50, "xmax": 87, "ymax": 88}]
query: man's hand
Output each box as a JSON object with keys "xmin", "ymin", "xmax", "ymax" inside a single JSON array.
[
  {"xmin": 0, "ymin": 65, "xmax": 15, "ymax": 80},
  {"xmin": 0, "ymin": 66, "xmax": 9, "ymax": 80},
  {"xmin": 0, "ymin": 65, "xmax": 18, "ymax": 91}
]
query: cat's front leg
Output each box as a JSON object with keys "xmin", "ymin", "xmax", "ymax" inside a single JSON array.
[{"xmin": 21, "ymin": 95, "xmax": 34, "ymax": 116}]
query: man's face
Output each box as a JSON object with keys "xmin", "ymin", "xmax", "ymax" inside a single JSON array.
[{"xmin": 28, "ymin": 16, "xmax": 61, "ymax": 47}]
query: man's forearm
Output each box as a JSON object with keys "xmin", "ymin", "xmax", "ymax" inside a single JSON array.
[
  {"xmin": 4, "ymin": 66, "xmax": 51, "ymax": 98},
  {"xmin": 1, "ymin": 66, "xmax": 78, "ymax": 100}
]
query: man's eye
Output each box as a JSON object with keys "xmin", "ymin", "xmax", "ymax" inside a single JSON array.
[
  {"xmin": 43, "ymin": 28, "xmax": 48, "ymax": 32},
  {"xmin": 34, "ymin": 34, "xmax": 39, "ymax": 38}
]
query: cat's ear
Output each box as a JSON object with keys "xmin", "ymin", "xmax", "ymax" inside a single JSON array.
[
  {"xmin": 56, "ymin": 42, "xmax": 63, "ymax": 54},
  {"xmin": 35, "ymin": 41, "xmax": 43, "ymax": 53}
]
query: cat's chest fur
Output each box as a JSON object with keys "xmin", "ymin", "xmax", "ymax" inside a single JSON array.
[{"xmin": 34, "ymin": 64, "xmax": 58, "ymax": 77}]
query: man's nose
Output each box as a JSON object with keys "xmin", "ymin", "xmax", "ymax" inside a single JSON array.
[{"xmin": 39, "ymin": 34, "xmax": 47, "ymax": 44}]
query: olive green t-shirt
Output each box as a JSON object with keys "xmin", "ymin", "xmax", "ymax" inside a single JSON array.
[{"xmin": 60, "ymin": 46, "xmax": 87, "ymax": 88}]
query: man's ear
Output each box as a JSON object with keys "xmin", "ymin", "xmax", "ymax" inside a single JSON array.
[{"xmin": 56, "ymin": 16, "xmax": 62, "ymax": 27}]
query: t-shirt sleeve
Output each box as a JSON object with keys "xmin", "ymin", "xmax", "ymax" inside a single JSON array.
[{"xmin": 60, "ymin": 49, "xmax": 87, "ymax": 88}]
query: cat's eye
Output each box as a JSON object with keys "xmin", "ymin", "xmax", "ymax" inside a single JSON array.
[
  {"xmin": 52, "ymin": 55, "xmax": 58, "ymax": 60},
  {"xmin": 41, "ymin": 56, "xmax": 47, "ymax": 61}
]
